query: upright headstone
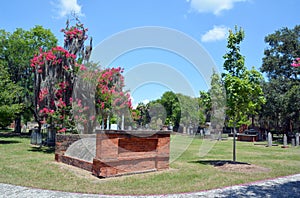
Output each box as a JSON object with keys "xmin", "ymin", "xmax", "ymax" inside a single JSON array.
[
  {"xmin": 292, "ymin": 138, "xmax": 296, "ymax": 147},
  {"xmin": 121, "ymin": 114, "xmax": 125, "ymax": 130},
  {"xmin": 101, "ymin": 118, "xmax": 104, "ymax": 129},
  {"xmin": 296, "ymin": 133, "xmax": 299, "ymax": 147},
  {"xmin": 21, "ymin": 125, "xmax": 27, "ymax": 133},
  {"xmin": 267, "ymin": 132, "xmax": 272, "ymax": 147},
  {"xmin": 106, "ymin": 116, "xmax": 110, "ymax": 130},
  {"xmin": 283, "ymin": 134, "xmax": 288, "ymax": 148},
  {"xmin": 218, "ymin": 131, "xmax": 222, "ymax": 141}
]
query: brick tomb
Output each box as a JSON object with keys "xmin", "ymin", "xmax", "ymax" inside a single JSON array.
[{"xmin": 55, "ymin": 130, "xmax": 170, "ymax": 178}]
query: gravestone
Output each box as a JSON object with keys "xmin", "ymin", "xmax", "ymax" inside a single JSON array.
[
  {"xmin": 292, "ymin": 138, "xmax": 296, "ymax": 147},
  {"xmin": 267, "ymin": 132, "xmax": 272, "ymax": 147},
  {"xmin": 21, "ymin": 125, "xmax": 27, "ymax": 133},
  {"xmin": 106, "ymin": 116, "xmax": 110, "ymax": 130},
  {"xmin": 111, "ymin": 124, "xmax": 118, "ymax": 130},
  {"xmin": 30, "ymin": 128, "xmax": 42, "ymax": 145},
  {"xmin": 218, "ymin": 131, "xmax": 222, "ymax": 141},
  {"xmin": 283, "ymin": 134, "xmax": 288, "ymax": 148},
  {"xmin": 121, "ymin": 114, "xmax": 125, "ymax": 130},
  {"xmin": 47, "ymin": 129, "xmax": 56, "ymax": 146},
  {"xmin": 296, "ymin": 133, "xmax": 299, "ymax": 147}
]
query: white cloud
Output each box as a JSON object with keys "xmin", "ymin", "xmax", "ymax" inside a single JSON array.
[
  {"xmin": 201, "ymin": 25, "xmax": 228, "ymax": 42},
  {"xmin": 189, "ymin": 0, "xmax": 247, "ymax": 15},
  {"xmin": 132, "ymin": 99, "xmax": 150, "ymax": 109},
  {"xmin": 52, "ymin": 0, "xmax": 83, "ymax": 18},
  {"xmin": 142, "ymin": 99, "xmax": 150, "ymax": 105}
]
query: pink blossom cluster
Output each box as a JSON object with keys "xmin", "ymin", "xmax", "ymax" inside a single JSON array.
[
  {"xmin": 95, "ymin": 67, "xmax": 132, "ymax": 117},
  {"xmin": 112, "ymin": 92, "xmax": 132, "ymax": 109},
  {"xmin": 54, "ymin": 81, "xmax": 69, "ymax": 98},
  {"xmin": 74, "ymin": 63, "xmax": 87, "ymax": 71},
  {"xmin": 57, "ymin": 128, "xmax": 67, "ymax": 133},
  {"xmin": 61, "ymin": 26, "xmax": 88, "ymax": 41},
  {"xmin": 39, "ymin": 88, "xmax": 49, "ymax": 102},
  {"xmin": 57, "ymin": 98, "xmax": 66, "ymax": 108},
  {"xmin": 30, "ymin": 46, "xmax": 76, "ymax": 71},
  {"xmin": 291, "ymin": 58, "xmax": 300, "ymax": 67},
  {"xmin": 71, "ymin": 98, "xmax": 92, "ymax": 125},
  {"xmin": 39, "ymin": 107, "xmax": 55, "ymax": 116}
]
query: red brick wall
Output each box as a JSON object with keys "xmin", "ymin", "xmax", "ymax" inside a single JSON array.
[
  {"xmin": 92, "ymin": 130, "xmax": 170, "ymax": 178},
  {"xmin": 55, "ymin": 131, "xmax": 171, "ymax": 178}
]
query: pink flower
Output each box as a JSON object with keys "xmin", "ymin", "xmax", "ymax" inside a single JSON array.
[
  {"xmin": 57, "ymin": 128, "xmax": 67, "ymax": 133},
  {"xmin": 79, "ymin": 64, "xmax": 87, "ymax": 71},
  {"xmin": 291, "ymin": 58, "xmax": 300, "ymax": 67},
  {"xmin": 90, "ymin": 115, "xmax": 96, "ymax": 121},
  {"xmin": 63, "ymin": 65, "xmax": 69, "ymax": 70}
]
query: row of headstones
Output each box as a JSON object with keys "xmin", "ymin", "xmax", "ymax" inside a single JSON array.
[{"xmin": 267, "ymin": 132, "xmax": 300, "ymax": 147}]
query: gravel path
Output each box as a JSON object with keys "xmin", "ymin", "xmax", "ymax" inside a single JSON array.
[{"xmin": 1, "ymin": 174, "xmax": 300, "ymax": 198}]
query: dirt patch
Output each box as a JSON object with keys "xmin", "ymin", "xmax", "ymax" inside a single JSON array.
[{"xmin": 211, "ymin": 161, "xmax": 271, "ymax": 173}]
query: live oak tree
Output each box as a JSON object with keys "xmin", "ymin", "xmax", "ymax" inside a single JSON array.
[
  {"xmin": 0, "ymin": 26, "xmax": 57, "ymax": 132},
  {"xmin": 260, "ymin": 25, "xmax": 300, "ymax": 133},
  {"xmin": 159, "ymin": 91, "xmax": 181, "ymax": 130},
  {"xmin": 223, "ymin": 26, "xmax": 265, "ymax": 161},
  {"xmin": 0, "ymin": 64, "xmax": 23, "ymax": 128}
]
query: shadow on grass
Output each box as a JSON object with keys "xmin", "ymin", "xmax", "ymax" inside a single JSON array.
[
  {"xmin": 28, "ymin": 146, "xmax": 55, "ymax": 154},
  {"xmin": 0, "ymin": 139, "xmax": 21, "ymax": 144},
  {"xmin": 190, "ymin": 160, "xmax": 250, "ymax": 166},
  {"xmin": 0, "ymin": 132, "xmax": 30, "ymax": 138}
]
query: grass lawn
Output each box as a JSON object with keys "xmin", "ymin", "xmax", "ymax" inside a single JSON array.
[{"xmin": 0, "ymin": 132, "xmax": 300, "ymax": 195}]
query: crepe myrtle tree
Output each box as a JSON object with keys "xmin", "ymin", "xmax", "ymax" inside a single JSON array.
[
  {"xmin": 31, "ymin": 18, "xmax": 92, "ymax": 133},
  {"xmin": 95, "ymin": 67, "xmax": 132, "ymax": 130}
]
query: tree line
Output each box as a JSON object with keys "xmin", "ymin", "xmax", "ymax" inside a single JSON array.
[
  {"xmin": 0, "ymin": 21, "xmax": 299, "ymax": 134},
  {"xmin": 128, "ymin": 25, "xmax": 300, "ymax": 135}
]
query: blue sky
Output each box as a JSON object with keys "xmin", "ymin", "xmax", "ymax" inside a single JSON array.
[{"xmin": 1, "ymin": 0, "xmax": 299, "ymax": 106}]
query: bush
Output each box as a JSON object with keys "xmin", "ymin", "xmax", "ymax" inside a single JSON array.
[{"xmin": 0, "ymin": 105, "xmax": 22, "ymax": 128}]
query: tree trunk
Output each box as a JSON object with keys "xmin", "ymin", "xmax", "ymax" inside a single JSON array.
[
  {"xmin": 233, "ymin": 121, "xmax": 236, "ymax": 162},
  {"xmin": 14, "ymin": 115, "xmax": 21, "ymax": 133},
  {"xmin": 251, "ymin": 115, "xmax": 255, "ymax": 128}
]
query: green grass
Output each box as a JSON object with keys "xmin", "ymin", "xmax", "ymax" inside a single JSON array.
[{"xmin": 1, "ymin": 132, "xmax": 300, "ymax": 195}]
